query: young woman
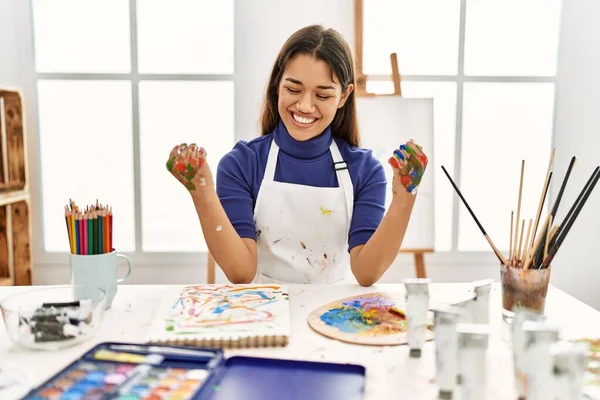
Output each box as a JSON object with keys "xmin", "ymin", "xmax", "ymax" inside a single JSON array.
[{"xmin": 167, "ymin": 25, "xmax": 428, "ymax": 286}]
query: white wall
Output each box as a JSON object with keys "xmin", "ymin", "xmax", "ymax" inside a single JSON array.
[
  {"xmin": 234, "ymin": 0, "xmax": 355, "ymax": 140},
  {"xmin": 550, "ymin": 0, "xmax": 600, "ymax": 310},
  {"xmin": 0, "ymin": 0, "xmax": 20, "ymax": 87}
]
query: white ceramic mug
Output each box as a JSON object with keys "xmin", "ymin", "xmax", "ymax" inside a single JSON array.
[{"xmin": 69, "ymin": 250, "xmax": 133, "ymax": 309}]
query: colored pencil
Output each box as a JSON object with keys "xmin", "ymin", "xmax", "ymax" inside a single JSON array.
[
  {"xmin": 75, "ymin": 214, "xmax": 80, "ymax": 254},
  {"xmin": 108, "ymin": 208, "xmax": 113, "ymax": 252},
  {"xmin": 103, "ymin": 210, "xmax": 109, "ymax": 253},
  {"xmin": 90, "ymin": 212, "xmax": 95, "ymax": 255},
  {"xmin": 63, "ymin": 200, "xmax": 114, "ymax": 255},
  {"xmin": 83, "ymin": 213, "xmax": 88, "ymax": 255},
  {"xmin": 70, "ymin": 212, "xmax": 76, "ymax": 254},
  {"xmin": 98, "ymin": 210, "xmax": 103, "ymax": 254}
]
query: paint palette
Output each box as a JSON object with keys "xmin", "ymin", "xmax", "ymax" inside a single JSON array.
[
  {"xmin": 23, "ymin": 343, "xmax": 215, "ymax": 400},
  {"xmin": 23, "ymin": 341, "xmax": 366, "ymax": 400}
]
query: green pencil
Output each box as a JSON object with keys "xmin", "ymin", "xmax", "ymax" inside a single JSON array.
[
  {"xmin": 89, "ymin": 214, "xmax": 94, "ymax": 255},
  {"xmin": 98, "ymin": 212, "xmax": 103, "ymax": 254}
]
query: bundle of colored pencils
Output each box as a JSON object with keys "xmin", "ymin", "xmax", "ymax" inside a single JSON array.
[
  {"xmin": 442, "ymin": 149, "xmax": 600, "ymax": 269},
  {"xmin": 65, "ymin": 199, "xmax": 113, "ymax": 255}
]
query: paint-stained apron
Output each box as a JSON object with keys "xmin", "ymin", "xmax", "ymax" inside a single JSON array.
[{"xmin": 252, "ymin": 138, "xmax": 354, "ymax": 284}]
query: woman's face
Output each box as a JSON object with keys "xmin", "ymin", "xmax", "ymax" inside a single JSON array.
[{"xmin": 277, "ymin": 54, "xmax": 353, "ymax": 141}]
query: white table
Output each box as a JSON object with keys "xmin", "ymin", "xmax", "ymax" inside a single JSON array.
[{"xmin": 1, "ymin": 283, "xmax": 599, "ymax": 399}]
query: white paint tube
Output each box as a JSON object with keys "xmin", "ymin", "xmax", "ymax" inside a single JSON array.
[
  {"xmin": 457, "ymin": 323, "xmax": 490, "ymax": 400},
  {"xmin": 431, "ymin": 304, "xmax": 464, "ymax": 399},
  {"xmin": 511, "ymin": 307, "xmax": 545, "ymax": 399},
  {"xmin": 522, "ymin": 320, "xmax": 560, "ymax": 400},
  {"xmin": 471, "ymin": 279, "xmax": 493, "ymax": 324},
  {"xmin": 404, "ymin": 278, "xmax": 430, "ymax": 358},
  {"xmin": 552, "ymin": 340, "xmax": 588, "ymax": 400}
]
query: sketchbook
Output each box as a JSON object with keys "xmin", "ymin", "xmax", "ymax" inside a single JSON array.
[{"xmin": 146, "ymin": 284, "xmax": 291, "ymax": 348}]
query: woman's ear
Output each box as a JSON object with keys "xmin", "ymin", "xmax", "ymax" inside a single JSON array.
[{"xmin": 337, "ymin": 83, "xmax": 354, "ymax": 109}]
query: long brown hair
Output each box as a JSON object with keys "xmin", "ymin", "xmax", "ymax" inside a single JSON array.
[{"xmin": 260, "ymin": 25, "xmax": 360, "ymax": 147}]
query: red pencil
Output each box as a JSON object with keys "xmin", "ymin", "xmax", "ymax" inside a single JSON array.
[
  {"xmin": 108, "ymin": 207, "xmax": 113, "ymax": 252},
  {"xmin": 83, "ymin": 212, "xmax": 88, "ymax": 255}
]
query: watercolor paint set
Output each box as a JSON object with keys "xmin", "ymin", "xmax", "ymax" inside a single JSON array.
[{"xmin": 23, "ymin": 341, "xmax": 366, "ymax": 400}]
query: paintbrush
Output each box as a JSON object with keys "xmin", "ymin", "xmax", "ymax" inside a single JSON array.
[
  {"xmin": 441, "ymin": 166, "xmax": 507, "ymax": 265},
  {"xmin": 513, "ymin": 161, "xmax": 525, "ymax": 266},
  {"xmin": 532, "ymin": 157, "xmax": 576, "ymax": 267},
  {"xmin": 541, "ymin": 165, "xmax": 600, "ymax": 266},
  {"xmin": 530, "ymin": 149, "xmax": 555, "ymax": 249},
  {"xmin": 541, "ymin": 167, "xmax": 600, "ymax": 268}
]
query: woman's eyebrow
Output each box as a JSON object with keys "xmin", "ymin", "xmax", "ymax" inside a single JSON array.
[{"xmin": 284, "ymin": 77, "xmax": 336, "ymax": 91}]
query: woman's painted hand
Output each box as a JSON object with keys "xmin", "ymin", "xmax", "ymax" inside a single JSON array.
[
  {"xmin": 166, "ymin": 143, "xmax": 214, "ymax": 194},
  {"xmin": 388, "ymin": 140, "xmax": 429, "ymax": 195}
]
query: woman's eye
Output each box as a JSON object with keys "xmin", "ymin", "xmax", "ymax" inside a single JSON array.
[
  {"xmin": 316, "ymin": 95, "xmax": 331, "ymax": 100},
  {"xmin": 286, "ymin": 87, "xmax": 301, "ymax": 94}
]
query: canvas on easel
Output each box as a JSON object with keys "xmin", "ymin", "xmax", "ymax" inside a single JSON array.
[{"xmin": 355, "ymin": 95, "xmax": 435, "ymax": 251}]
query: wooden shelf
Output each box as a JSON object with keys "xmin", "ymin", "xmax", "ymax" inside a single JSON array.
[
  {"xmin": 0, "ymin": 189, "xmax": 29, "ymax": 207},
  {"xmin": 0, "ymin": 87, "xmax": 31, "ymax": 286}
]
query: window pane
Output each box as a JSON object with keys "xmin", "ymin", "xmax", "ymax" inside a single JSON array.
[
  {"xmin": 464, "ymin": 0, "xmax": 562, "ymax": 76},
  {"xmin": 458, "ymin": 83, "xmax": 555, "ymax": 252},
  {"xmin": 365, "ymin": 81, "xmax": 457, "ymax": 251},
  {"xmin": 137, "ymin": 0, "xmax": 234, "ymax": 74},
  {"xmin": 363, "ymin": 0, "xmax": 461, "ymax": 76},
  {"xmin": 139, "ymin": 81, "xmax": 234, "ymax": 252},
  {"xmin": 37, "ymin": 81, "xmax": 135, "ymax": 252},
  {"xmin": 32, "ymin": 0, "xmax": 131, "ymax": 73}
]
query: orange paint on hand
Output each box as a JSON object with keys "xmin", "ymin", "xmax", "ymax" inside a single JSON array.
[{"xmin": 174, "ymin": 162, "xmax": 186, "ymax": 173}]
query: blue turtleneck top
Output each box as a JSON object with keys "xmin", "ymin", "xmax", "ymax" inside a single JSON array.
[{"xmin": 216, "ymin": 121, "xmax": 386, "ymax": 252}]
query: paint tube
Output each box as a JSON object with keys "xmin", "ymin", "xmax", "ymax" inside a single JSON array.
[
  {"xmin": 471, "ymin": 279, "xmax": 493, "ymax": 324},
  {"xmin": 511, "ymin": 307, "xmax": 546, "ymax": 399},
  {"xmin": 404, "ymin": 278, "xmax": 430, "ymax": 357},
  {"xmin": 551, "ymin": 341, "xmax": 587, "ymax": 400},
  {"xmin": 457, "ymin": 323, "xmax": 490, "ymax": 400},
  {"xmin": 431, "ymin": 304, "xmax": 464, "ymax": 399},
  {"xmin": 522, "ymin": 320, "xmax": 560, "ymax": 400}
]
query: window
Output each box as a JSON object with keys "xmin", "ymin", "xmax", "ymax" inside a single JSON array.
[
  {"xmin": 358, "ymin": 0, "xmax": 562, "ymax": 252},
  {"xmin": 33, "ymin": 0, "xmax": 234, "ymax": 253}
]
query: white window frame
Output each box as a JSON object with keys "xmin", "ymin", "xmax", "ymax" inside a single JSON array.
[
  {"xmin": 14, "ymin": 0, "xmax": 552, "ymax": 273},
  {"xmin": 356, "ymin": 0, "xmax": 558, "ymax": 254}
]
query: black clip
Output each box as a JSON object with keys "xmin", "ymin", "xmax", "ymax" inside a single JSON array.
[{"xmin": 333, "ymin": 161, "xmax": 348, "ymax": 171}]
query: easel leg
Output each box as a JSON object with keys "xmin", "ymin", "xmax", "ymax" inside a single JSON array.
[{"xmin": 414, "ymin": 253, "xmax": 426, "ymax": 278}]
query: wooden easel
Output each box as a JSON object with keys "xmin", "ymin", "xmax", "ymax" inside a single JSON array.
[{"xmin": 355, "ymin": 56, "xmax": 433, "ymax": 279}]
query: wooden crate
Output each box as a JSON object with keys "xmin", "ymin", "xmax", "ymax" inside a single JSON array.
[
  {"xmin": 0, "ymin": 87, "xmax": 32, "ymax": 286},
  {"xmin": 0, "ymin": 89, "xmax": 27, "ymax": 192},
  {"xmin": 0, "ymin": 200, "xmax": 32, "ymax": 286}
]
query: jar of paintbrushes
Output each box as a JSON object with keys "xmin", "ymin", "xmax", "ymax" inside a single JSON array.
[{"xmin": 442, "ymin": 150, "xmax": 600, "ymax": 324}]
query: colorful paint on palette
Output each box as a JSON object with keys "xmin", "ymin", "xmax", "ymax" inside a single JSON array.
[
  {"xmin": 319, "ymin": 295, "xmax": 407, "ymax": 335},
  {"xmin": 26, "ymin": 358, "xmax": 209, "ymax": 400}
]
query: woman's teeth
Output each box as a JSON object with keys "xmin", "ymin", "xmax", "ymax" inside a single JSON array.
[{"xmin": 293, "ymin": 113, "xmax": 315, "ymax": 124}]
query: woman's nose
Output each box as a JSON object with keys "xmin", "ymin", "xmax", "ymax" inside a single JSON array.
[{"xmin": 296, "ymin": 93, "xmax": 315, "ymax": 113}]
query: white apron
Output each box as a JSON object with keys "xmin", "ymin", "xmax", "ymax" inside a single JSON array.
[{"xmin": 253, "ymin": 138, "xmax": 354, "ymax": 284}]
